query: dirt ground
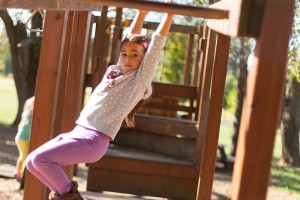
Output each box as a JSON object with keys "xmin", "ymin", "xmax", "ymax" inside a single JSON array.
[{"xmin": 0, "ymin": 125, "xmax": 299, "ymax": 200}]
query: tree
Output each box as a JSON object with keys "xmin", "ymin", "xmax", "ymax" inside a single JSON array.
[
  {"xmin": 230, "ymin": 39, "xmax": 251, "ymax": 156},
  {"xmin": 280, "ymin": 0, "xmax": 300, "ymax": 167},
  {"xmin": 0, "ymin": 9, "xmax": 42, "ymax": 126}
]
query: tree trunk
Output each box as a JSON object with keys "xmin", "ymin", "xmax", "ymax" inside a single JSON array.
[
  {"xmin": 0, "ymin": 9, "xmax": 41, "ymax": 126},
  {"xmin": 280, "ymin": 79, "xmax": 300, "ymax": 167},
  {"xmin": 231, "ymin": 39, "xmax": 250, "ymax": 156}
]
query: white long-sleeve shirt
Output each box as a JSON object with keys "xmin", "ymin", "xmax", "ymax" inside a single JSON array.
[{"xmin": 76, "ymin": 33, "xmax": 167, "ymax": 140}]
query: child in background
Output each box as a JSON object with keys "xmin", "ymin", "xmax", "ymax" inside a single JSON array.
[
  {"xmin": 15, "ymin": 96, "xmax": 34, "ymax": 182},
  {"xmin": 26, "ymin": 1, "xmax": 174, "ymax": 200}
]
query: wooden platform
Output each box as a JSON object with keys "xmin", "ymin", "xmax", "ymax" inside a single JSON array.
[{"xmin": 87, "ymin": 145, "xmax": 199, "ymax": 200}]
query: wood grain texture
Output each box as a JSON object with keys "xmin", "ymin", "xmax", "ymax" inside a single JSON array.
[
  {"xmin": 0, "ymin": 0, "xmax": 103, "ymax": 10},
  {"xmin": 207, "ymin": 0, "xmax": 266, "ymax": 37},
  {"xmin": 196, "ymin": 31, "xmax": 230, "ymax": 200},
  {"xmin": 231, "ymin": 0, "xmax": 295, "ymax": 199},
  {"xmin": 23, "ymin": 10, "xmax": 69, "ymax": 200}
]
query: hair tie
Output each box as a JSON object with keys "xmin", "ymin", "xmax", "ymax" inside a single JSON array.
[{"xmin": 142, "ymin": 41, "xmax": 149, "ymax": 49}]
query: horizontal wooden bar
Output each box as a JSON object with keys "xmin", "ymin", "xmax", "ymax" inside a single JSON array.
[
  {"xmin": 91, "ymin": 15, "xmax": 202, "ymax": 35},
  {"xmin": 0, "ymin": 0, "xmax": 103, "ymax": 10},
  {"xmin": 80, "ymin": 0, "xmax": 229, "ymax": 19},
  {"xmin": 134, "ymin": 114, "xmax": 198, "ymax": 138},
  {"xmin": 0, "ymin": 0, "xmax": 229, "ymax": 19}
]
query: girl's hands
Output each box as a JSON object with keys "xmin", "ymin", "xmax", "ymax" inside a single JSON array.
[{"xmin": 138, "ymin": 10, "xmax": 149, "ymax": 16}]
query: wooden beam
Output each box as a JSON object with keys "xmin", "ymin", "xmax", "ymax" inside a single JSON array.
[
  {"xmin": 91, "ymin": 6, "xmax": 110, "ymax": 89},
  {"xmin": 109, "ymin": 7, "xmax": 123, "ymax": 65},
  {"xmin": 231, "ymin": 0, "xmax": 295, "ymax": 199},
  {"xmin": 194, "ymin": 28, "xmax": 216, "ymax": 165},
  {"xmin": 61, "ymin": 11, "xmax": 91, "ymax": 132},
  {"xmin": 80, "ymin": 0, "xmax": 229, "ymax": 19},
  {"xmin": 143, "ymin": 22, "xmax": 201, "ymax": 35},
  {"xmin": 0, "ymin": 0, "xmax": 228, "ymax": 19},
  {"xmin": 183, "ymin": 34, "xmax": 194, "ymax": 85},
  {"xmin": 23, "ymin": 10, "xmax": 69, "ymax": 200},
  {"xmin": 196, "ymin": 31, "xmax": 230, "ymax": 200},
  {"xmin": 207, "ymin": 0, "xmax": 267, "ymax": 37},
  {"xmin": 0, "ymin": 0, "xmax": 103, "ymax": 10}
]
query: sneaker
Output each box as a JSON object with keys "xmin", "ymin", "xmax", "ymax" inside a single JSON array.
[
  {"xmin": 14, "ymin": 174, "xmax": 21, "ymax": 182},
  {"xmin": 49, "ymin": 181, "xmax": 86, "ymax": 200}
]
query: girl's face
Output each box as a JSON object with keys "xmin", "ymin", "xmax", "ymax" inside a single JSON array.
[{"xmin": 119, "ymin": 41, "xmax": 145, "ymax": 73}]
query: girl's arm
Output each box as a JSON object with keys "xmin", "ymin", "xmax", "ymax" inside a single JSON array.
[
  {"xmin": 155, "ymin": 0, "xmax": 174, "ymax": 36},
  {"xmin": 155, "ymin": 13, "xmax": 174, "ymax": 36},
  {"xmin": 128, "ymin": 10, "xmax": 149, "ymax": 34}
]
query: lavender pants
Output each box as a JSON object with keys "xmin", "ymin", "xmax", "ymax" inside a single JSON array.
[{"xmin": 26, "ymin": 125, "xmax": 110, "ymax": 195}]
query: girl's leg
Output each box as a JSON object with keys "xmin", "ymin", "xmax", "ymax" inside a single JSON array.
[
  {"xmin": 26, "ymin": 126, "xmax": 110, "ymax": 194},
  {"xmin": 15, "ymin": 139, "xmax": 29, "ymax": 179}
]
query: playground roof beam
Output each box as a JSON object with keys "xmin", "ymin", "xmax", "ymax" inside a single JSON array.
[{"xmin": 0, "ymin": 0, "xmax": 229, "ymax": 19}]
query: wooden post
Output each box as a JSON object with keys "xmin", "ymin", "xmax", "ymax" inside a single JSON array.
[
  {"xmin": 61, "ymin": 11, "xmax": 91, "ymax": 132},
  {"xmin": 196, "ymin": 31, "xmax": 230, "ymax": 200},
  {"xmin": 23, "ymin": 11, "xmax": 69, "ymax": 200},
  {"xmin": 58, "ymin": 11, "xmax": 92, "ymax": 176},
  {"xmin": 91, "ymin": 6, "xmax": 110, "ymax": 89},
  {"xmin": 231, "ymin": 0, "xmax": 295, "ymax": 199},
  {"xmin": 23, "ymin": 10, "xmax": 91, "ymax": 200},
  {"xmin": 183, "ymin": 34, "xmax": 194, "ymax": 85},
  {"xmin": 194, "ymin": 28, "xmax": 216, "ymax": 165},
  {"xmin": 110, "ymin": 7, "xmax": 123, "ymax": 65}
]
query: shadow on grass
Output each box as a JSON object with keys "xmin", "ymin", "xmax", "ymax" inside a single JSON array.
[{"xmin": 271, "ymin": 164, "xmax": 300, "ymax": 195}]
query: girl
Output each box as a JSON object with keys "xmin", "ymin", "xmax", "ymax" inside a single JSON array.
[
  {"xmin": 15, "ymin": 96, "xmax": 35, "ymax": 182},
  {"xmin": 26, "ymin": 2, "xmax": 174, "ymax": 200}
]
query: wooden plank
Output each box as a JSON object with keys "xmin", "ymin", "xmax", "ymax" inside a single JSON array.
[
  {"xmin": 153, "ymin": 82, "xmax": 197, "ymax": 99},
  {"xmin": 60, "ymin": 11, "xmax": 92, "ymax": 177},
  {"xmin": 134, "ymin": 114, "xmax": 198, "ymax": 138},
  {"xmin": 51, "ymin": 11, "xmax": 77, "ymax": 178},
  {"xmin": 183, "ymin": 34, "xmax": 194, "ymax": 85},
  {"xmin": 207, "ymin": 0, "xmax": 267, "ymax": 37},
  {"xmin": 23, "ymin": 11, "xmax": 69, "ymax": 200},
  {"xmin": 194, "ymin": 31, "xmax": 207, "ymax": 120},
  {"xmin": 91, "ymin": 6, "xmax": 110, "ymax": 89},
  {"xmin": 87, "ymin": 147, "xmax": 199, "ymax": 199},
  {"xmin": 0, "ymin": 0, "xmax": 103, "ymax": 10},
  {"xmin": 145, "ymin": 102, "xmax": 196, "ymax": 113},
  {"xmin": 109, "ymin": 7, "xmax": 123, "ymax": 65},
  {"xmin": 52, "ymin": 11, "xmax": 75, "ymax": 136},
  {"xmin": 90, "ymin": 146, "xmax": 198, "ymax": 178},
  {"xmin": 88, "ymin": 169, "xmax": 197, "ymax": 200},
  {"xmin": 192, "ymin": 33, "xmax": 203, "ymax": 87},
  {"xmin": 143, "ymin": 22, "xmax": 201, "ymax": 34},
  {"xmin": 230, "ymin": 0, "xmax": 294, "ymax": 199},
  {"xmin": 197, "ymin": 31, "xmax": 230, "ymax": 200},
  {"xmin": 0, "ymin": 0, "xmax": 228, "ymax": 19},
  {"xmin": 114, "ymin": 128, "xmax": 196, "ymax": 161},
  {"xmin": 61, "ymin": 11, "xmax": 91, "ymax": 132},
  {"xmin": 194, "ymin": 28, "xmax": 216, "ymax": 165}
]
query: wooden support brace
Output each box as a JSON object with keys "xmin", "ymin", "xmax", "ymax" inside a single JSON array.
[
  {"xmin": 194, "ymin": 28, "xmax": 216, "ymax": 165},
  {"xmin": 196, "ymin": 31, "xmax": 230, "ymax": 200},
  {"xmin": 231, "ymin": 0, "xmax": 295, "ymax": 199},
  {"xmin": 0, "ymin": 0, "xmax": 229, "ymax": 19},
  {"xmin": 23, "ymin": 10, "xmax": 91, "ymax": 200},
  {"xmin": 23, "ymin": 10, "xmax": 70, "ymax": 200}
]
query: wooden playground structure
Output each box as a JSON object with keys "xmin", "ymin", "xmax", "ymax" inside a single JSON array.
[{"xmin": 0, "ymin": 0, "xmax": 295, "ymax": 199}]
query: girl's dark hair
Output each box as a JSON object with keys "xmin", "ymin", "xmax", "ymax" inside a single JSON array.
[
  {"xmin": 121, "ymin": 34, "xmax": 151, "ymax": 53},
  {"xmin": 124, "ymin": 85, "xmax": 153, "ymax": 127},
  {"xmin": 124, "ymin": 99, "xmax": 146, "ymax": 127}
]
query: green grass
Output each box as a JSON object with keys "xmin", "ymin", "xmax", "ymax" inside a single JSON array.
[
  {"xmin": 219, "ymin": 110, "xmax": 299, "ymax": 195},
  {"xmin": 271, "ymin": 165, "xmax": 300, "ymax": 195},
  {"xmin": 0, "ymin": 76, "xmax": 18, "ymax": 126}
]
